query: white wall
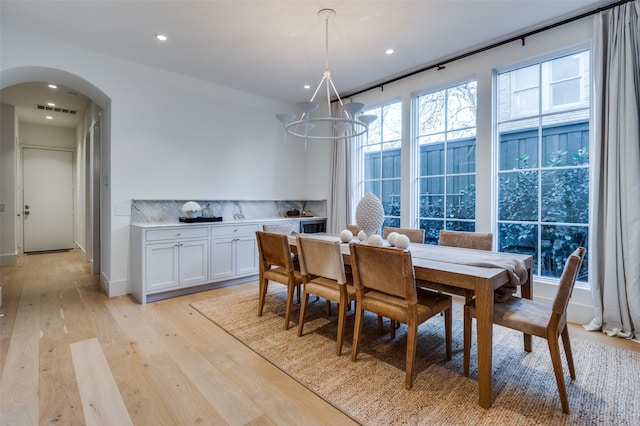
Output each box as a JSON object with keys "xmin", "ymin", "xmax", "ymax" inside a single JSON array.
[
  {"xmin": 0, "ymin": 104, "xmax": 17, "ymax": 265},
  {"xmin": 348, "ymin": 17, "xmax": 596, "ymax": 323},
  {"xmin": 1, "ymin": 28, "xmax": 329, "ymax": 295},
  {"xmin": 20, "ymin": 122, "xmax": 76, "ymax": 148}
]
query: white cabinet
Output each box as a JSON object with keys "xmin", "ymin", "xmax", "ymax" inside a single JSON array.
[
  {"xmin": 210, "ymin": 223, "xmax": 259, "ymax": 282},
  {"xmin": 131, "ymin": 225, "xmax": 209, "ymax": 303},
  {"xmin": 131, "ymin": 218, "xmax": 315, "ymax": 303}
]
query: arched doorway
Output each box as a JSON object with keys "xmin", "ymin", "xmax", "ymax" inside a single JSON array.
[{"xmin": 0, "ymin": 66, "xmax": 110, "ymax": 275}]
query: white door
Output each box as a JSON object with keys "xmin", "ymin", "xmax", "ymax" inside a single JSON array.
[{"xmin": 23, "ymin": 147, "xmax": 74, "ymax": 252}]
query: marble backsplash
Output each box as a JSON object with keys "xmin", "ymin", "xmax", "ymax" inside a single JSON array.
[{"xmin": 131, "ymin": 199, "xmax": 327, "ymax": 223}]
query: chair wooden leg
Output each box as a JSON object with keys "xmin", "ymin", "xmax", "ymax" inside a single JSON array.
[
  {"xmin": 561, "ymin": 326, "xmax": 576, "ymax": 380},
  {"xmin": 284, "ymin": 282, "xmax": 295, "ymax": 330},
  {"xmin": 405, "ymin": 320, "xmax": 418, "ymax": 390},
  {"xmin": 297, "ymin": 292, "xmax": 310, "ymax": 337},
  {"xmin": 548, "ymin": 334, "xmax": 570, "ymax": 414},
  {"xmin": 326, "ymin": 300, "xmax": 331, "ymax": 316},
  {"xmin": 463, "ymin": 303, "xmax": 472, "ymax": 377},
  {"xmin": 377, "ymin": 315, "xmax": 384, "ymax": 335},
  {"xmin": 336, "ymin": 295, "xmax": 348, "ymax": 356},
  {"xmin": 352, "ymin": 308, "xmax": 364, "ymax": 362},
  {"xmin": 390, "ymin": 320, "xmax": 396, "ymax": 339},
  {"xmin": 258, "ymin": 278, "xmax": 268, "ymax": 317},
  {"xmin": 444, "ymin": 306, "xmax": 452, "ymax": 361}
]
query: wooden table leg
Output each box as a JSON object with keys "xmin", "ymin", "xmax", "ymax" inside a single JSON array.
[
  {"xmin": 475, "ymin": 277, "xmax": 493, "ymax": 409},
  {"xmin": 521, "ymin": 266, "xmax": 533, "ymax": 352}
]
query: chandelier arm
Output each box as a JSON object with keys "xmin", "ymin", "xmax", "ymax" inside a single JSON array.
[{"xmin": 327, "ymin": 77, "xmax": 345, "ymax": 107}]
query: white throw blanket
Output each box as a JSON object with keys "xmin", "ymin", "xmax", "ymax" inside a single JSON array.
[{"xmin": 411, "ymin": 247, "xmax": 529, "ymax": 302}]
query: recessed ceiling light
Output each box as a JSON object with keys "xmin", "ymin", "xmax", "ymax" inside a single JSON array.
[
  {"xmin": 385, "ymin": 48, "xmax": 395, "ymax": 55},
  {"xmin": 45, "ymin": 116, "xmax": 53, "ymax": 120},
  {"xmin": 303, "ymin": 85, "xmax": 311, "ymax": 90},
  {"xmin": 47, "ymin": 102, "xmax": 56, "ymax": 107},
  {"xmin": 155, "ymin": 34, "xmax": 168, "ymax": 41},
  {"xmin": 48, "ymin": 84, "xmax": 58, "ymax": 89}
]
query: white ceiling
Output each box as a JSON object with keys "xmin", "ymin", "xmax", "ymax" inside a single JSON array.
[{"xmin": 1, "ymin": 0, "xmax": 612, "ymax": 128}]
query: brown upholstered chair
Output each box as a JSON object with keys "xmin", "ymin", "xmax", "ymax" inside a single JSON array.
[
  {"xmin": 255, "ymin": 231, "xmax": 304, "ymax": 330},
  {"xmin": 463, "ymin": 247, "xmax": 586, "ymax": 413},
  {"xmin": 439, "ymin": 230, "xmax": 493, "ymax": 251},
  {"xmin": 435, "ymin": 230, "xmax": 494, "ymax": 303},
  {"xmin": 383, "ymin": 227, "xmax": 425, "ymax": 244},
  {"xmin": 262, "ymin": 223, "xmax": 299, "ymax": 235},
  {"xmin": 346, "ymin": 224, "xmax": 361, "ymax": 235},
  {"xmin": 296, "ymin": 236, "xmax": 356, "ymax": 355},
  {"xmin": 349, "ymin": 242, "xmax": 452, "ymax": 390}
]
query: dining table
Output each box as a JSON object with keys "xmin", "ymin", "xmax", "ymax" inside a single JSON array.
[{"xmin": 288, "ymin": 233, "xmax": 534, "ymax": 409}]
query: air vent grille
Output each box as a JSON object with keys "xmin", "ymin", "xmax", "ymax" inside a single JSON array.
[{"xmin": 35, "ymin": 104, "xmax": 78, "ymax": 115}]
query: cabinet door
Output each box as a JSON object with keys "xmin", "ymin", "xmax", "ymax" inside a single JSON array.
[
  {"xmin": 210, "ymin": 238, "xmax": 235, "ymax": 281},
  {"xmin": 179, "ymin": 239, "xmax": 209, "ymax": 287},
  {"xmin": 235, "ymin": 235, "xmax": 259, "ymax": 276},
  {"xmin": 145, "ymin": 242, "xmax": 179, "ymax": 293}
]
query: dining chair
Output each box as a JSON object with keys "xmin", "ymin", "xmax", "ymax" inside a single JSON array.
[
  {"xmin": 383, "ymin": 227, "xmax": 425, "ymax": 244},
  {"xmin": 380, "ymin": 227, "xmax": 425, "ymax": 334},
  {"xmin": 346, "ymin": 224, "xmax": 361, "ymax": 235},
  {"xmin": 439, "ymin": 230, "xmax": 493, "ymax": 251},
  {"xmin": 349, "ymin": 242, "xmax": 452, "ymax": 390},
  {"xmin": 296, "ymin": 236, "xmax": 356, "ymax": 355},
  {"xmin": 436, "ymin": 230, "xmax": 494, "ymax": 303},
  {"xmin": 255, "ymin": 231, "xmax": 304, "ymax": 330},
  {"xmin": 463, "ymin": 246, "xmax": 586, "ymax": 413},
  {"xmin": 263, "ymin": 223, "xmax": 299, "ymax": 235}
]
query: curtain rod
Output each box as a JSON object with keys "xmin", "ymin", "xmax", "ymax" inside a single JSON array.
[{"xmin": 342, "ymin": 0, "xmax": 632, "ymax": 99}]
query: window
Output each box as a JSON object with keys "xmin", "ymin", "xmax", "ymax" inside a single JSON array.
[
  {"xmin": 358, "ymin": 101, "xmax": 402, "ymax": 229},
  {"xmin": 415, "ymin": 81, "xmax": 477, "ymax": 244},
  {"xmin": 496, "ymin": 50, "xmax": 590, "ymax": 283}
]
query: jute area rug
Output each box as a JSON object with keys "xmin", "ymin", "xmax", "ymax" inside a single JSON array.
[{"xmin": 191, "ymin": 285, "xmax": 639, "ymax": 425}]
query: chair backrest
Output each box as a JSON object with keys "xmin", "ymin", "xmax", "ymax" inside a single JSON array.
[
  {"xmin": 349, "ymin": 242, "xmax": 417, "ymax": 304},
  {"xmin": 263, "ymin": 223, "xmax": 298, "ymax": 235},
  {"xmin": 346, "ymin": 224, "xmax": 361, "ymax": 235},
  {"xmin": 439, "ymin": 230, "xmax": 493, "ymax": 251},
  {"xmin": 552, "ymin": 247, "xmax": 586, "ymax": 316},
  {"xmin": 255, "ymin": 231, "xmax": 295, "ymax": 272},
  {"xmin": 383, "ymin": 227, "xmax": 425, "ymax": 244},
  {"xmin": 296, "ymin": 236, "xmax": 347, "ymax": 284}
]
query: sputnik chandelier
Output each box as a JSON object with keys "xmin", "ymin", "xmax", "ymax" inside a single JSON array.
[{"xmin": 276, "ymin": 8, "xmax": 377, "ymax": 140}]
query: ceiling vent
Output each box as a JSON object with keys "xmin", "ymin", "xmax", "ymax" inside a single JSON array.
[{"xmin": 35, "ymin": 104, "xmax": 78, "ymax": 115}]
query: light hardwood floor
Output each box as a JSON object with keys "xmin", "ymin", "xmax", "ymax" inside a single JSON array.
[{"xmin": 1, "ymin": 250, "xmax": 637, "ymax": 425}]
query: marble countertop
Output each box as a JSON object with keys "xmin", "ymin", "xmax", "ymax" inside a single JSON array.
[{"xmin": 131, "ymin": 216, "xmax": 326, "ymax": 228}]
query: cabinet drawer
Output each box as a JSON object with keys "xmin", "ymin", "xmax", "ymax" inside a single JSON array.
[
  {"xmin": 211, "ymin": 223, "xmax": 260, "ymax": 237},
  {"xmin": 146, "ymin": 226, "xmax": 208, "ymax": 241}
]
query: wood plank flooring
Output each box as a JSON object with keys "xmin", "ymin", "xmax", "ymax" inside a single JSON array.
[{"xmin": 0, "ymin": 250, "xmax": 637, "ymax": 425}]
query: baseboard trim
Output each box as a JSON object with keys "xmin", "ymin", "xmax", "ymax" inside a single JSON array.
[
  {"xmin": 101, "ymin": 273, "xmax": 129, "ymax": 297},
  {"xmin": 0, "ymin": 253, "xmax": 17, "ymax": 266}
]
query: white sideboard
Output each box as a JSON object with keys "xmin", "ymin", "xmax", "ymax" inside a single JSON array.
[{"xmin": 130, "ymin": 218, "xmax": 325, "ymax": 303}]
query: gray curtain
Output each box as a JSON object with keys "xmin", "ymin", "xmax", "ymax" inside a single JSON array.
[
  {"xmin": 586, "ymin": 0, "xmax": 640, "ymax": 342},
  {"xmin": 327, "ymin": 102, "xmax": 356, "ymax": 233}
]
